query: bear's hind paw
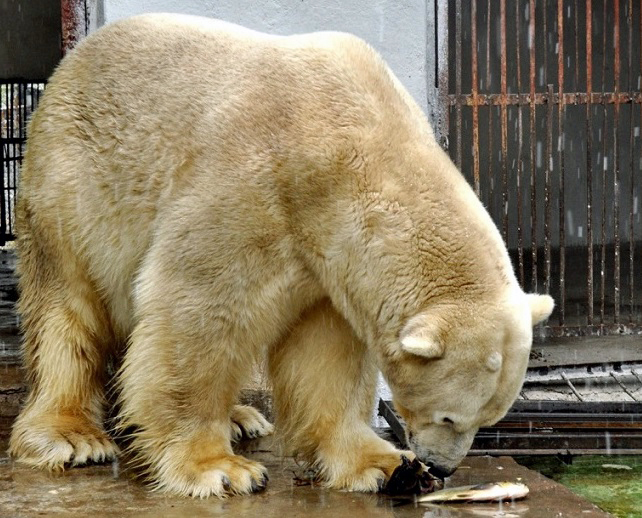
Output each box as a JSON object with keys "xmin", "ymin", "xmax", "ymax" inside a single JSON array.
[
  {"xmin": 10, "ymin": 414, "xmax": 118, "ymax": 470},
  {"xmin": 230, "ymin": 405, "xmax": 274, "ymax": 442}
]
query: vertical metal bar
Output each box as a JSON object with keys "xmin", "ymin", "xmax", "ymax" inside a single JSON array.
[
  {"xmin": 488, "ymin": 105, "xmax": 494, "ymax": 212},
  {"xmin": 427, "ymin": 0, "xmax": 449, "ymax": 150},
  {"xmin": 516, "ymin": 0, "xmax": 525, "ymax": 288},
  {"xmin": 486, "ymin": 0, "xmax": 492, "ymax": 90},
  {"xmin": 613, "ymin": 0, "xmax": 621, "ymax": 324},
  {"xmin": 543, "ymin": 0, "xmax": 548, "ymax": 88},
  {"xmin": 0, "ymin": 103, "xmax": 4, "ymax": 246},
  {"xmin": 455, "ymin": 0, "xmax": 463, "ymax": 170},
  {"xmin": 586, "ymin": 0, "xmax": 594, "ymax": 325},
  {"xmin": 574, "ymin": 0, "xmax": 580, "ymax": 89},
  {"xmin": 471, "ymin": 0, "xmax": 480, "ymax": 196},
  {"xmin": 557, "ymin": 0, "xmax": 566, "ymax": 326},
  {"xmin": 500, "ymin": 0, "xmax": 508, "ymax": 243},
  {"xmin": 61, "ymin": 0, "xmax": 87, "ymax": 54},
  {"xmin": 545, "ymin": 84, "xmax": 553, "ymax": 295},
  {"xmin": 600, "ymin": 0, "xmax": 608, "ymax": 324},
  {"xmin": 627, "ymin": 0, "xmax": 635, "ymax": 323},
  {"xmin": 529, "ymin": 0, "xmax": 538, "ymax": 292}
]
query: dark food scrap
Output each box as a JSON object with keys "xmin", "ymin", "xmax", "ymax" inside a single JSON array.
[{"xmin": 382, "ymin": 455, "xmax": 444, "ymax": 495}]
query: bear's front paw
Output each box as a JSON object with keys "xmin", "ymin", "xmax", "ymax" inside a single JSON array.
[
  {"xmin": 158, "ymin": 453, "xmax": 269, "ymax": 497},
  {"xmin": 321, "ymin": 449, "xmax": 441, "ymax": 495},
  {"xmin": 230, "ymin": 405, "xmax": 274, "ymax": 442}
]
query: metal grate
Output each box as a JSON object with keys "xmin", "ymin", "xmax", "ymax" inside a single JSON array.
[
  {"xmin": 440, "ymin": 0, "xmax": 642, "ymax": 336},
  {"xmin": 436, "ymin": 0, "xmax": 642, "ymax": 336},
  {"xmin": 0, "ymin": 81, "xmax": 45, "ymax": 245}
]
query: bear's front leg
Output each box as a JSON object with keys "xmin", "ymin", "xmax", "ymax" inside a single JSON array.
[
  {"xmin": 118, "ymin": 268, "xmax": 270, "ymax": 497},
  {"xmin": 269, "ymin": 299, "xmax": 434, "ymax": 493}
]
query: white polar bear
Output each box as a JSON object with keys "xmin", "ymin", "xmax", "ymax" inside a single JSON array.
[{"xmin": 9, "ymin": 14, "xmax": 554, "ymax": 497}]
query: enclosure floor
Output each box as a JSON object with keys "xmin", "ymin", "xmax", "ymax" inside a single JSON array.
[{"xmin": 0, "ymin": 428, "xmax": 612, "ymax": 518}]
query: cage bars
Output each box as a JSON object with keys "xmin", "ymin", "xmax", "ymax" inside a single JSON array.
[{"xmin": 445, "ymin": 0, "xmax": 641, "ymax": 336}]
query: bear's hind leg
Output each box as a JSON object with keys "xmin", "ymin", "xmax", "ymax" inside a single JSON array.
[
  {"xmin": 268, "ymin": 299, "xmax": 426, "ymax": 492},
  {"xmin": 9, "ymin": 222, "xmax": 118, "ymax": 470}
]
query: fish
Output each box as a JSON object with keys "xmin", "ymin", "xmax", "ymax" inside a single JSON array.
[{"xmin": 416, "ymin": 481, "xmax": 529, "ymax": 503}]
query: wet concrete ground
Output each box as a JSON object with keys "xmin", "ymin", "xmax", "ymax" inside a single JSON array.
[
  {"xmin": 0, "ymin": 252, "xmax": 616, "ymax": 517},
  {"xmin": 0, "ymin": 432, "xmax": 613, "ymax": 518}
]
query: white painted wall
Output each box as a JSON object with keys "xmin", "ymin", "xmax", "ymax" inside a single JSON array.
[{"xmin": 101, "ymin": 0, "xmax": 429, "ymax": 113}]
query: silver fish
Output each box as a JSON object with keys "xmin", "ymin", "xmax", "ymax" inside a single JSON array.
[{"xmin": 417, "ymin": 481, "xmax": 529, "ymax": 503}]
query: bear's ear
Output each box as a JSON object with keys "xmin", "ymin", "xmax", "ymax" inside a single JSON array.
[
  {"xmin": 529, "ymin": 294, "xmax": 555, "ymax": 326},
  {"xmin": 400, "ymin": 314, "xmax": 445, "ymax": 359},
  {"xmin": 400, "ymin": 334, "xmax": 444, "ymax": 359}
]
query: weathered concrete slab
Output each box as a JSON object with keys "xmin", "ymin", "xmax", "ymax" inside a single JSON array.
[
  {"xmin": 531, "ymin": 336, "xmax": 642, "ymax": 369},
  {"xmin": 0, "ymin": 433, "xmax": 611, "ymax": 517}
]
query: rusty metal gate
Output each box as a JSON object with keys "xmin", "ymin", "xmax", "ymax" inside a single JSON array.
[
  {"xmin": 0, "ymin": 82, "xmax": 45, "ymax": 244},
  {"xmin": 434, "ymin": 0, "xmax": 642, "ymax": 336}
]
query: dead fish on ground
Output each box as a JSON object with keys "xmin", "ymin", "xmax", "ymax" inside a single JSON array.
[{"xmin": 416, "ymin": 481, "xmax": 529, "ymax": 503}]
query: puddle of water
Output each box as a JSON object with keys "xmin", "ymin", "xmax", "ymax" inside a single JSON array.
[{"xmin": 515, "ymin": 455, "xmax": 642, "ymax": 518}]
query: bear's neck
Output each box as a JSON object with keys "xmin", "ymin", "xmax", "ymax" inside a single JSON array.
[{"xmin": 287, "ymin": 141, "xmax": 517, "ymax": 350}]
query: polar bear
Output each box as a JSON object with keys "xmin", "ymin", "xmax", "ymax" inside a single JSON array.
[{"xmin": 9, "ymin": 14, "xmax": 554, "ymax": 497}]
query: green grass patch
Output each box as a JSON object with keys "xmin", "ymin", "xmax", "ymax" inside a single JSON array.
[{"xmin": 516, "ymin": 456, "xmax": 642, "ymax": 518}]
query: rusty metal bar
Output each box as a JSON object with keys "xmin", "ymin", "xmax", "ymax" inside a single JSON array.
[
  {"xmin": 629, "ymin": 0, "xmax": 642, "ymax": 323},
  {"xmin": 586, "ymin": 0, "xmax": 594, "ymax": 325},
  {"xmin": 486, "ymin": 0, "xmax": 494, "ymax": 219},
  {"xmin": 545, "ymin": 84, "xmax": 553, "ymax": 295},
  {"xmin": 447, "ymin": 91, "xmax": 642, "ymax": 106},
  {"xmin": 488, "ymin": 105, "xmax": 494, "ymax": 212},
  {"xmin": 557, "ymin": 0, "xmax": 566, "ymax": 326},
  {"xmin": 485, "ymin": 0, "xmax": 491, "ymax": 90},
  {"xmin": 614, "ymin": 0, "xmax": 621, "ymax": 324},
  {"xmin": 471, "ymin": 0, "xmax": 480, "ymax": 196},
  {"xmin": 516, "ymin": 0, "xmax": 525, "ymax": 287},
  {"xmin": 574, "ymin": 0, "xmax": 580, "ymax": 89},
  {"xmin": 627, "ymin": 0, "xmax": 635, "ymax": 324},
  {"xmin": 500, "ymin": 0, "xmax": 508, "ymax": 243},
  {"xmin": 600, "ymin": 0, "xmax": 608, "ymax": 325},
  {"xmin": 455, "ymin": 0, "xmax": 463, "ymax": 170},
  {"xmin": 61, "ymin": 0, "xmax": 88, "ymax": 54},
  {"xmin": 529, "ymin": 0, "xmax": 538, "ymax": 293},
  {"xmin": 543, "ymin": 0, "xmax": 548, "ymax": 88}
]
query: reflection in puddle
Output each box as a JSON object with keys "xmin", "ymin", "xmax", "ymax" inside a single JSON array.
[{"xmin": 420, "ymin": 503, "xmax": 530, "ymax": 517}]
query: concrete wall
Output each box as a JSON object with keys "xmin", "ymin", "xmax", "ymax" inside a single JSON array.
[{"xmin": 101, "ymin": 0, "xmax": 429, "ymax": 114}]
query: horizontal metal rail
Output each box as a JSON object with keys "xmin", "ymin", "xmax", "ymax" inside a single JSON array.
[
  {"xmin": 378, "ymin": 399, "xmax": 642, "ymax": 456},
  {"xmin": 448, "ymin": 91, "xmax": 642, "ymax": 106}
]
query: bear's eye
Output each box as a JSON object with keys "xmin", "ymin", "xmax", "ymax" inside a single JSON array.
[{"xmin": 442, "ymin": 417, "xmax": 454, "ymax": 425}]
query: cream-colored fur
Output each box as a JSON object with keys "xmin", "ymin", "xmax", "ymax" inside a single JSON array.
[{"xmin": 10, "ymin": 14, "xmax": 554, "ymax": 496}]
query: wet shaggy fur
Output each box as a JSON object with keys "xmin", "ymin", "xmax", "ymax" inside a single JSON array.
[{"xmin": 9, "ymin": 14, "xmax": 554, "ymax": 497}]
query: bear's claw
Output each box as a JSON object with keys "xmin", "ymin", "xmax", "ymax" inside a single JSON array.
[{"xmin": 230, "ymin": 405, "xmax": 274, "ymax": 442}]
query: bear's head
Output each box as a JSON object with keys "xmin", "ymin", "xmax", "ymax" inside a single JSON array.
[{"xmin": 381, "ymin": 290, "xmax": 554, "ymax": 479}]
